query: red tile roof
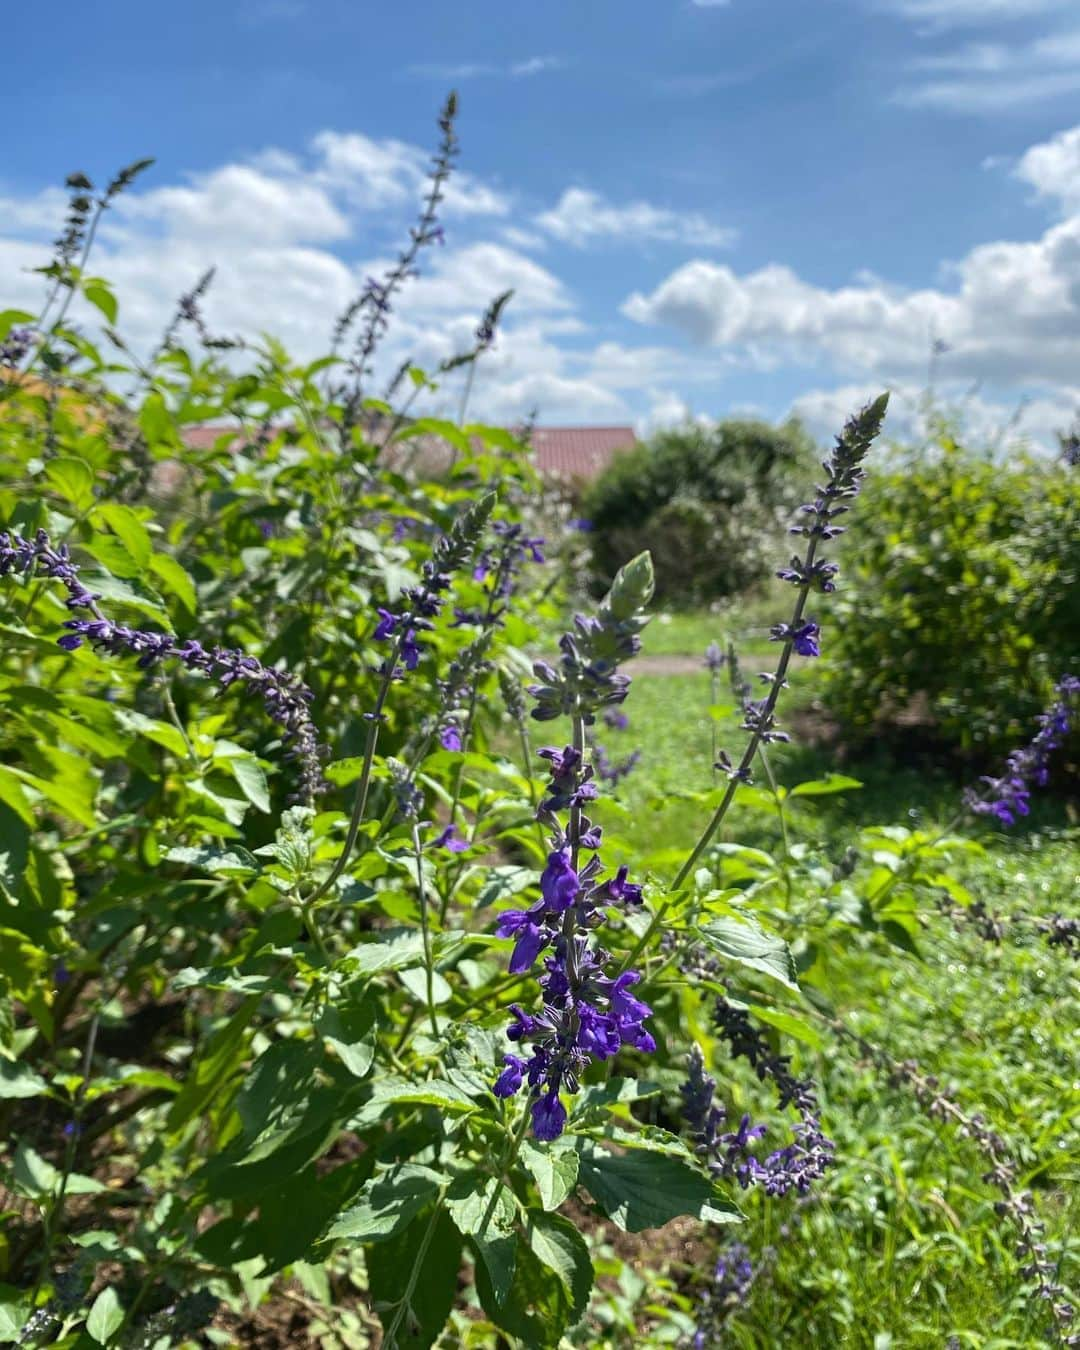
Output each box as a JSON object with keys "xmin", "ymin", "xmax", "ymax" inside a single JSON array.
[
  {"xmin": 529, "ymin": 426, "xmax": 638, "ymax": 480},
  {"xmin": 179, "ymin": 423, "xmax": 638, "ymax": 481}
]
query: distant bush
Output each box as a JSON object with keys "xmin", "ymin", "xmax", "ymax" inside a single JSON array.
[
  {"xmin": 823, "ymin": 429, "xmax": 1080, "ymax": 758},
  {"xmin": 582, "ymin": 417, "xmax": 815, "ymax": 604}
]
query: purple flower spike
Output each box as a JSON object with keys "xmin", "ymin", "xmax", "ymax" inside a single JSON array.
[{"xmin": 440, "ymin": 725, "xmax": 462, "ymax": 751}]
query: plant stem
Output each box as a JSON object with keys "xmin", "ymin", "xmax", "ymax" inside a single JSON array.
[{"xmin": 412, "ymin": 823, "xmax": 440, "ymax": 1037}]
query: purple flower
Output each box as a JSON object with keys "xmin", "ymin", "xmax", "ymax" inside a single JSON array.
[
  {"xmin": 704, "ymin": 641, "xmax": 725, "ymax": 673},
  {"xmin": 373, "ymin": 608, "xmax": 398, "ymax": 640},
  {"xmin": 539, "ymin": 848, "xmax": 580, "ymax": 911},
  {"xmin": 493, "ymin": 1054, "xmax": 527, "ymax": 1098},
  {"xmin": 602, "ymin": 708, "xmax": 629, "ymax": 731},
  {"xmin": 771, "ymin": 620, "xmax": 820, "ymax": 657},
  {"xmin": 968, "ymin": 676, "xmax": 1078, "ymax": 828},
  {"xmin": 439, "ymin": 725, "xmax": 462, "ymax": 751},
  {"xmin": 495, "ymin": 907, "xmax": 549, "ymax": 974},
  {"xmin": 433, "ymin": 824, "xmax": 468, "ymax": 853},
  {"xmin": 531, "ymin": 1091, "xmax": 568, "ymax": 1142}
]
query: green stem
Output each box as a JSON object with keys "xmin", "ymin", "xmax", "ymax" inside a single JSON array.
[
  {"xmin": 382, "ymin": 1194, "xmax": 447, "ymax": 1350},
  {"xmin": 412, "ymin": 823, "xmax": 440, "ymax": 1037}
]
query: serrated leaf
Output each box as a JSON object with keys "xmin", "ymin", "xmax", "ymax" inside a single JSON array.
[
  {"xmin": 44, "ymin": 456, "xmax": 94, "ymax": 510},
  {"xmin": 527, "ymin": 1211, "xmax": 592, "ymax": 1325},
  {"xmin": 163, "ymin": 845, "xmax": 259, "ymax": 878},
  {"xmin": 326, "ymin": 1163, "xmax": 442, "ymax": 1241},
  {"xmin": 577, "ymin": 1145, "xmax": 741, "ymax": 1233},
  {"xmin": 698, "ymin": 914, "xmax": 798, "ymax": 990},
  {"xmin": 521, "ymin": 1141, "xmax": 579, "ymax": 1211},
  {"xmin": 445, "ymin": 1173, "xmax": 516, "ymax": 1237},
  {"xmin": 316, "ymin": 996, "xmax": 376, "ymax": 1079}
]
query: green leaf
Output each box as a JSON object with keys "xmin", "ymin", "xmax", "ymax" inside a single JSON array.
[
  {"xmin": 698, "ymin": 914, "xmax": 798, "ymax": 990},
  {"xmin": 366, "ymin": 1207, "xmax": 462, "ymax": 1350},
  {"xmin": 345, "ymin": 929, "xmax": 426, "ymax": 975},
  {"xmin": 13, "ymin": 1142, "xmax": 60, "ymax": 1198},
  {"xmin": 364, "ymin": 1076, "xmax": 477, "ymax": 1114},
  {"xmin": 83, "ymin": 279, "xmax": 119, "ymax": 325},
  {"xmin": 521, "ymin": 1140, "xmax": 579, "ymax": 1211},
  {"xmin": 326, "ymin": 1163, "xmax": 443, "ymax": 1242},
  {"xmin": 527, "ymin": 1211, "xmax": 592, "ymax": 1326},
  {"xmin": 86, "ymin": 1285, "xmax": 124, "ymax": 1344},
  {"xmin": 474, "ymin": 1239, "xmax": 577, "ymax": 1348},
  {"xmin": 150, "ymin": 554, "xmax": 198, "ymax": 617},
  {"xmin": 218, "ymin": 752, "xmax": 271, "ymax": 813},
  {"xmin": 95, "ymin": 503, "xmax": 151, "ymax": 569},
  {"xmin": 163, "ymin": 845, "xmax": 260, "ymax": 878},
  {"xmin": 577, "ymin": 1145, "xmax": 741, "ymax": 1233},
  {"xmin": 316, "ymin": 996, "xmax": 376, "ymax": 1079},
  {"xmin": 0, "ymin": 1060, "xmax": 48, "ymax": 1099},
  {"xmin": 44, "ymin": 456, "xmax": 94, "ymax": 510},
  {"xmin": 445, "ymin": 1173, "xmax": 516, "ymax": 1237},
  {"xmin": 789, "ymin": 774, "xmax": 863, "ymax": 797},
  {"xmin": 746, "ymin": 1004, "xmax": 825, "ymax": 1050}
]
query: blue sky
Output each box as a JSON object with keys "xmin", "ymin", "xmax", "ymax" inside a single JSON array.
[{"xmin": 5, "ymin": 0, "xmax": 1080, "ymax": 444}]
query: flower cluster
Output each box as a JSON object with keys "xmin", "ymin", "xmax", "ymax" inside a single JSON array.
[
  {"xmin": 370, "ymin": 493, "xmax": 494, "ymax": 679},
  {"xmin": 492, "ymin": 554, "xmax": 656, "ymax": 1140},
  {"xmin": 682, "ymin": 1001, "xmax": 835, "ymax": 1198},
  {"xmin": 691, "ymin": 1242, "xmax": 757, "ymax": 1348},
  {"xmin": 1, "ymin": 326, "xmax": 34, "ymax": 368},
  {"xmin": 1, "ymin": 528, "xmax": 326, "ymax": 799},
  {"xmin": 966, "ymin": 675, "xmax": 1079, "ymax": 826},
  {"xmin": 472, "ymin": 519, "xmax": 545, "ymax": 600}
]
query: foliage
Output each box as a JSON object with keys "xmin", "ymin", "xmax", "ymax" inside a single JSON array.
[
  {"xmin": 582, "ymin": 417, "xmax": 815, "ymax": 606},
  {"xmin": 822, "ymin": 427, "xmax": 1080, "ymax": 759},
  {"xmin": 0, "ymin": 123, "xmax": 1076, "ymax": 1350}
]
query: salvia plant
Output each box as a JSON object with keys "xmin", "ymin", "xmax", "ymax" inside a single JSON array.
[{"xmin": 0, "ymin": 97, "xmax": 1076, "ymax": 1350}]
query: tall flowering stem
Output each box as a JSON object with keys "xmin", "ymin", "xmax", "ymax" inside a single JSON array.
[
  {"xmin": 0, "ymin": 528, "xmax": 326, "ymax": 800},
  {"xmin": 303, "ymin": 492, "xmax": 494, "ymax": 906},
  {"xmin": 682, "ymin": 1002, "xmax": 834, "ymax": 1198},
  {"xmin": 673, "ymin": 394, "xmax": 887, "ymax": 889},
  {"xmin": 491, "ymin": 553, "xmax": 656, "ymax": 1140},
  {"xmin": 334, "ymin": 93, "xmax": 458, "ymax": 429},
  {"xmin": 622, "ymin": 396, "xmax": 888, "ymax": 972}
]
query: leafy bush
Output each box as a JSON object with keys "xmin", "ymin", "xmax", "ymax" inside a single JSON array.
[
  {"xmin": 582, "ymin": 417, "xmax": 815, "ymax": 605},
  {"xmin": 823, "ymin": 428, "xmax": 1080, "ymax": 758}
]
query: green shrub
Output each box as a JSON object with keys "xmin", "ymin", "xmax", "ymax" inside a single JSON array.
[
  {"xmin": 823, "ymin": 429, "xmax": 1080, "ymax": 757},
  {"xmin": 582, "ymin": 418, "xmax": 815, "ymax": 605}
]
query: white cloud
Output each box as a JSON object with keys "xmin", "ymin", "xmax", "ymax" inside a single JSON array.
[
  {"xmin": 1014, "ymin": 123, "xmax": 1080, "ymax": 213},
  {"xmin": 310, "ymin": 130, "xmax": 510, "ymax": 218},
  {"xmin": 537, "ymin": 187, "xmax": 736, "ymax": 249},
  {"xmin": 895, "ymin": 30, "xmax": 1080, "ymax": 110},
  {"xmin": 623, "ymin": 192, "xmax": 1080, "ymax": 392},
  {"xmin": 118, "ymin": 165, "xmax": 351, "ymax": 245},
  {"xmin": 791, "ymin": 379, "xmax": 1079, "ymax": 451},
  {"xmin": 873, "ymin": 0, "xmax": 1071, "ymax": 28},
  {"xmin": 405, "ymin": 56, "xmax": 563, "ymax": 80}
]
